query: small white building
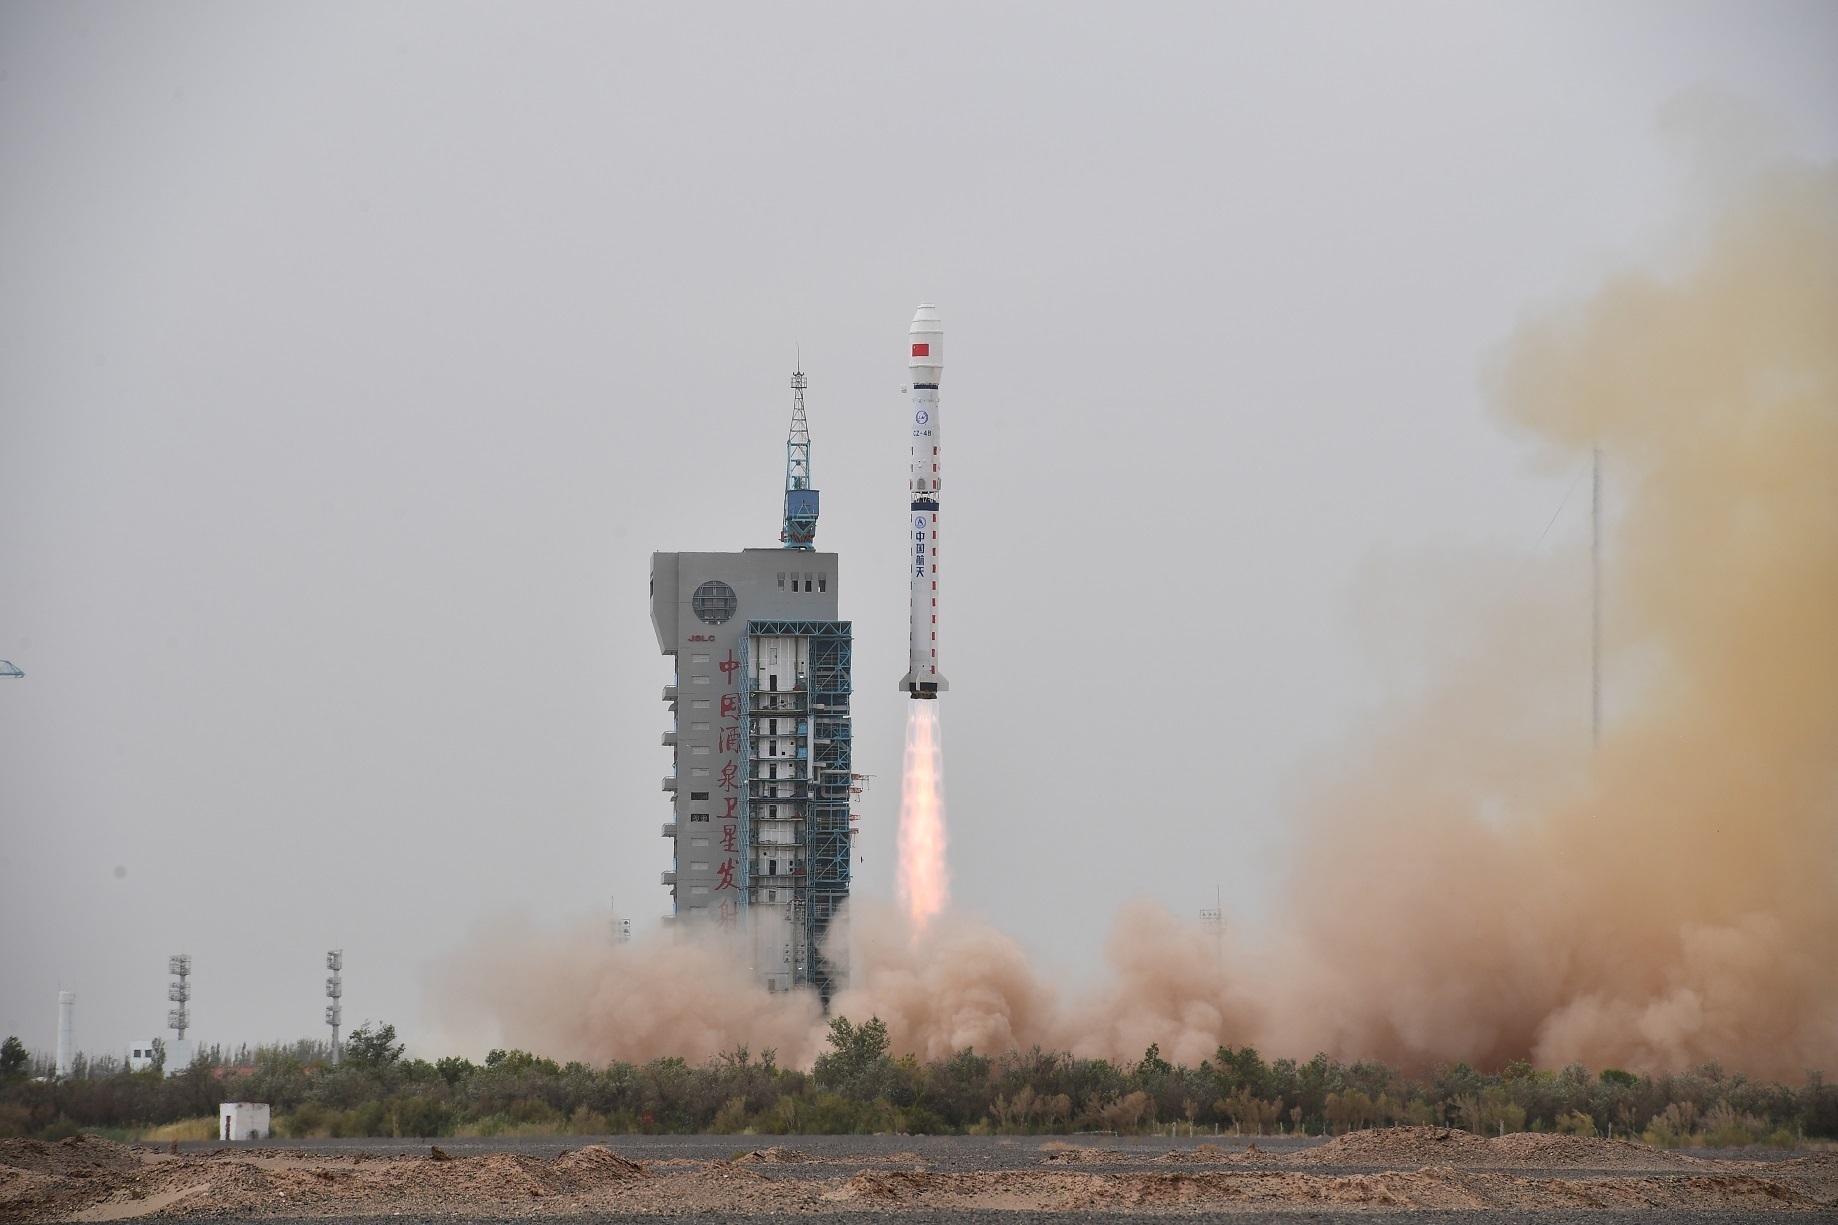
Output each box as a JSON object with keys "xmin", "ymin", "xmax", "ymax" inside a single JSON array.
[
  {"xmin": 219, "ymin": 1102, "xmax": 270, "ymax": 1142},
  {"xmin": 127, "ymin": 1042, "xmax": 159, "ymax": 1072}
]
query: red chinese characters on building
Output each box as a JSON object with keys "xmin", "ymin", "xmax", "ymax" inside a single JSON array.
[{"xmin": 711, "ymin": 649, "xmax": 746, "ymax": 912}]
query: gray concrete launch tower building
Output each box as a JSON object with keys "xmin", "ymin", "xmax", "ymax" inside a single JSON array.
[{"xmin": 648, "ymin": 369, "xmax": 853, "ymax": 999}]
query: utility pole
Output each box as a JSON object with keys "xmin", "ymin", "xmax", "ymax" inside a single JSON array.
[{"xmin": 1592, "ymin": 445, "xmax": 1602, "ymax": 749}]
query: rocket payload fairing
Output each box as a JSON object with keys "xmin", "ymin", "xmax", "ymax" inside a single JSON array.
[{"xmin": 901, "ymin": 304, "xmax": 948, "ymax": 699}]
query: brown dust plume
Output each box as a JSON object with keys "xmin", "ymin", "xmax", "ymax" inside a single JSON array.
[{"xmin": 433, "ymin": 155, "xmax": 1837, "ymax": 1078}]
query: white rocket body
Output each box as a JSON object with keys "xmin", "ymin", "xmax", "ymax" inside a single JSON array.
[{"xmin": 902, "ymin": 304, "xmax": 948, "ymax": 698}]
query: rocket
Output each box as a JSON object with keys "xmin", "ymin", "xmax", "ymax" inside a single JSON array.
[{"xmin": 902, "ymin": 304, "xmax": 948, "ymax": 699}]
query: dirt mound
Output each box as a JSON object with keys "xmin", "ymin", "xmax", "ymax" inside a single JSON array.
[
  {"xmin": 1039, "ymin": 1146, "xmax": 1119, "ymax": 1164},
  {"xmin": 1153, "ymin": 1142, "xmax": 1255, "ymax": 1164},
  {"xmin": 552, "ymin": 1145, "xmax": 647, "ymax": 1180},
  {"xmin": 1486, "ymin": 1131, "xmax": 1705, "ymax": 1170},
  {"xmin": 0, "ymin": 1165, "xmax": 70, "ymax": 1217},
  {"xmin": 836, "ymin": 1169, "xmax": 936, "ymax": 1200},
  {"xmin": 450, "ymin": 1150, "xmax": 551, "ymax": 1190},
  {"xmin": 1293, "ymin": 1127, "xmax": 1720, "ymax": 1171},
  {"xmin": 2, "ymin": 1135, "xmax": 1826, "ymax": 1220},
  {"xmin": 731, "ymin": 1146, "xmax": 808, "ymax": 1164},
  {"xmin": 1292, "ymin": 1126, "xmax": 1491, "ymax": 1166},
  {"xmin": 0, "ymin": 1135, "xmax": 143, "ymax": 1176},
  {"xmin": 1771, "ymin": 1151, "xmax": 1838, "ymax": 1173}
]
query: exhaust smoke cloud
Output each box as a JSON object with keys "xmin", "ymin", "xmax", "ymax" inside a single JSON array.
[{"xmin": 434, "ymin": 152, "xmax": 1837, "ymax": 1080}]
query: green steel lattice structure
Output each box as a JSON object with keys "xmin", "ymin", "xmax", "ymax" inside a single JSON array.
[{"xmin": 738, "ymin": 619, "xmax": 852, "ymax": 1003}]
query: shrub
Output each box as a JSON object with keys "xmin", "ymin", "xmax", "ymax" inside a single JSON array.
[{"xmin": 1555, "ymin": 1111, "xmax": 1596, "ymax": 1136}]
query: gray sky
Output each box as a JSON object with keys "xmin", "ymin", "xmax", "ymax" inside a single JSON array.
[{"xmin": 3, "ymin": 1, "xmax": 1835, "ymax": 1060}]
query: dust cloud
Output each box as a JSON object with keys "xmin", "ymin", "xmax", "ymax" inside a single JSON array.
[
  {"xmin": 428, "ymin": 914, "xmax": 828, "ymax": 1067},
  {"xmin": 1249, "ymin": 151, "xmax": 1838, "ymax": 1080},
  {"xmin": 433, "ymin": 152, "xmax": 1836, "ymax": 1079}
]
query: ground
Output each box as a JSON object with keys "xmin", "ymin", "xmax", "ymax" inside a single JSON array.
[{"xmin": 1, "ymin": 1129, "xmax": 1831, "ymax": 1222}]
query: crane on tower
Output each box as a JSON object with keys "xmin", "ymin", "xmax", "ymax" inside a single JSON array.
[{"xmin": 780, "ymin": 364, "xmax": 819, "ymax": 549}]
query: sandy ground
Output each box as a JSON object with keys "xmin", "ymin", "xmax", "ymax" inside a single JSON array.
[{"xmin": 1, "ymin": 1129, "xmax": 1832, "ymax": 1221}]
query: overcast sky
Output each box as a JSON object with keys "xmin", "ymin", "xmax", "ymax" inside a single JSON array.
[{"xmin": 3, "ymin": 1, "xmax": 1835, "ymax": 1060}]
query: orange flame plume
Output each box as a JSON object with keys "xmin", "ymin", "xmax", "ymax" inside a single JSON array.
[{"xmin": 897, "ymin": 701, "xmax": 950, "ymax": 935}]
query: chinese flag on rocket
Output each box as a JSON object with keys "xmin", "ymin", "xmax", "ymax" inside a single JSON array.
[{"xmin": 911, "ymin": 344, "xmax": 929, "ymax": 356}]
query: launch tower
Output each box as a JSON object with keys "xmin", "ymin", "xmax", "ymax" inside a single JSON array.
[{"xmin": 649, "ymin": 369, "xmax": 852, "ymax": 1000}]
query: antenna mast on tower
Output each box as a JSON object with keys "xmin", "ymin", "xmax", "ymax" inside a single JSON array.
[{"xmin": 780, "ymin": 364, "xmax": 819, "ymax": 549}]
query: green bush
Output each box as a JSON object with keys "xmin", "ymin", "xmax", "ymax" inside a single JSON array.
[{"xmin": 4, "ymin": 1033, "xmax": 1834, "ymax": 1142}]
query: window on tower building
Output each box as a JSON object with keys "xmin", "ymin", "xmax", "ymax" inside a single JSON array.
[
  {"xmin": 818, "ymin": 573, "xmax": 827, "ymax": 592},
  {"xmin": 691, "ymin": 580, "xmax": 737, "ymax": 624}
]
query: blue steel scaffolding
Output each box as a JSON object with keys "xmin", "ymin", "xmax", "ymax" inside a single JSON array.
[{"xmin": 738, "ymin": 619, "xmax": 852, "ymax": 1004}]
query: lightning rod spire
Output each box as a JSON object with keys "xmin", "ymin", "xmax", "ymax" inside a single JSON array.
[{"xmin": 780, "ymin": 363, "xmax": 818, "ymax": 549}]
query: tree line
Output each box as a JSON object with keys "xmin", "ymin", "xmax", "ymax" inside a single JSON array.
[{"xmin": 2, "ymin": 1022, "xmax": 1833, "ymax": 1147}]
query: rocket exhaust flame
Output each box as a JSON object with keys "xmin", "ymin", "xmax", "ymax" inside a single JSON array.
[{"xmin": 897, "ymin": 700, "xmax": 949, "ymax": 935}]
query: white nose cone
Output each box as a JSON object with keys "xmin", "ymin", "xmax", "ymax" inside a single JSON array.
[{"xmin": 909, "ymin": 304, "xmax": 943, "ymax": 386}]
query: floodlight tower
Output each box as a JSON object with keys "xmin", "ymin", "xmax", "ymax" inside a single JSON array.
[
  {"xmin": 162, "ymin": 954, "xmax": 193, "ymax": 1074},
  {"xmin": 325, "ymin": 950, "xmax": 343, "ymax": 1065},
  {"xmin": 779, "ymin": 366, "xmax": 819, "ymax": 549},
  {"xmin": 166, "ymin": 955, "xmax": 191, "ymax": 1042},
  {"xmin": 1200, "ymin": 887, "xmax": 1225, "ymax": 963}
]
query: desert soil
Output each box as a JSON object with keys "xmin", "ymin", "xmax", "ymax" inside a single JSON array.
[{"xmin": 1, "ymin": 1128, "xmax": 1831, "ymax": 1222}]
